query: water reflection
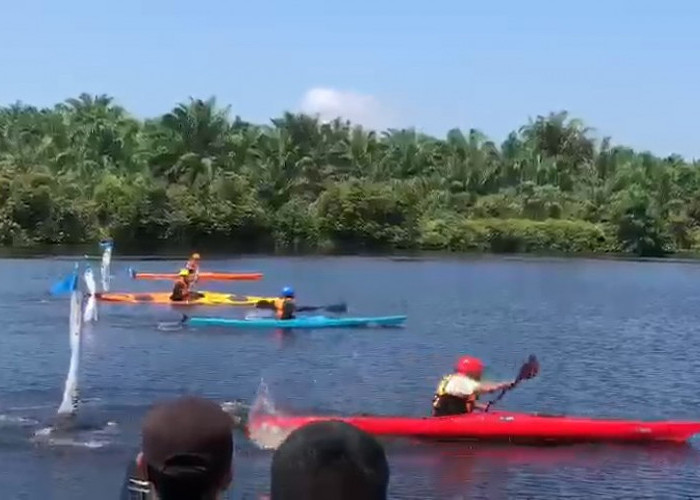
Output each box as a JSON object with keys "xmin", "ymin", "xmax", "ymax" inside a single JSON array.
[{"xmin": 385, "ymin": 440, "xmax": 700, "ymax": 499}]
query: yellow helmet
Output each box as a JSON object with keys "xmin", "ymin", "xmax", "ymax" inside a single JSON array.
[
  {"xmin": 178, "ymin": 268, "xmax": 190, "ymax": 277},
  {"xmin": 191, "ymin": 253, "xmax": 201, "ymax": 260}
]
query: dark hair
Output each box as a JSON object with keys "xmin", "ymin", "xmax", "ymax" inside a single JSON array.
[
  {"xmin": 140, "ymin": 396, "xmax": 234, "ymax": 500},
  {"xmin": 271, "ymin": 421, "xmax": 389, "ymax": 500},
  {"xmin": 146, "ymin": 463, "xmax": 223, "ymax": 500}
]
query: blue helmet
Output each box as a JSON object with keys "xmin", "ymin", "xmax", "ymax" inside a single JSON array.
[{"xmin": 281, "ymin": 286, "xmax": 295, "ymax": 298}]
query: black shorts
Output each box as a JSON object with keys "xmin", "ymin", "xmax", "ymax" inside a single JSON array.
[{"xmin": 432, "ymin": 395, "xmax": 469, "ymax": 417}]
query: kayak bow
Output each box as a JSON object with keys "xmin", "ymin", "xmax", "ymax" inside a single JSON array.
[
  {"xmin": 129, "ymin": 269, "xmax": 263, "ymax": 281},
  {"xmin": 95, "ymin": 291, "xmax": 274, "ymax": 307},
  {"xmin": 186, "ymin": 315, "xmax": 407, "ymax": 329},
  {"xmin": 249, "ymin": 411, "xmax": 700, "ymax": 445}
]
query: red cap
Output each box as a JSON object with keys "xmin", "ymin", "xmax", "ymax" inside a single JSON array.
[{"xmin": 455, "ymin": 356, "xmax": 484, "ymax": 377}]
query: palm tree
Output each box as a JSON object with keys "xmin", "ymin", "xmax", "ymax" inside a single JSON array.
[{"xmin": 149, "ymin": 97, "xmax": 232, "ymax": 184}]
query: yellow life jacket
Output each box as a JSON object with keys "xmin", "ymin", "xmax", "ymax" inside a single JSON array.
[{"xmin": 435, "ymin": 374, "xmax": 452, "ymax": 397}]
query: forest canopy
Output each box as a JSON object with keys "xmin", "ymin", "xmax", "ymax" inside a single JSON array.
[{"xmin": 0, "ymin": 93, "xmax": 698, "ymax": 257}]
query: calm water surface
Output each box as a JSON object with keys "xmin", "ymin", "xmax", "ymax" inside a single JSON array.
[{"xmin": 1, "ymin": 255, "xmax": 700, "ymax": 499}]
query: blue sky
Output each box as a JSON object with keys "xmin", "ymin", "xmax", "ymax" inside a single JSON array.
[{"xmin": 1, "ymin": 0, "xmax": 698, "ymax": 158}]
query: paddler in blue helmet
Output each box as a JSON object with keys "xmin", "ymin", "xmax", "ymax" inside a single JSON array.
[
  {"xmin": 255, "ymin": 286, "xmax": 324, "ymax": 320},
  {"xmin": 255, "ymin": 286, "xmax": 297, "ymax": 319}
]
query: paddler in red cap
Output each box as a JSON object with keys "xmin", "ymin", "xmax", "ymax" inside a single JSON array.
[
  {"xmin": 432, "ymin": 356, "xmax": 515, "ymax": 416},
  {"xmin": 133, "ymin": 395, "xmax": 234, "ymax": 500}
]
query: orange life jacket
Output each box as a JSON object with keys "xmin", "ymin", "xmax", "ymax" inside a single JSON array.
[{"xmin": 274, "ymin": 297, "xmax": 295, "ymax": 319}]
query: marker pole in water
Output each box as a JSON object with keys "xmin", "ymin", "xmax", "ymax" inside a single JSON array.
[
  {"xmin": 57, "ymin": 266, "xmax": 82, "ymax": 416},
  {"xmin": 99, "ymin": 239, "xmax": 113, "ymax": 292},
  {"xmin": 83, "ymin": 265, "xmax": 98, "ymax": 323}
]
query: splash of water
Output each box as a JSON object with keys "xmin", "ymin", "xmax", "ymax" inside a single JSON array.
[
  {"xmin": 249, "ymin": 379, "xmax": 277, "ymax": 418},
  {"xmin": 0, "ymin": 414, "xmax": 40, "ymax": 427},
  {"xmin": 246, "ymin": 380, "xmax": 293, "ymax": 450},
  {"xmin": 245, "ymin": 310, "xmax": 274, "ymax": 320},
  {"xmin": 31, "ymin": 425, "xmax": 111, "ymax": 449},
  {"xmin": 57, "ymin": 278, "xmax": 82, "ymax": 416}
]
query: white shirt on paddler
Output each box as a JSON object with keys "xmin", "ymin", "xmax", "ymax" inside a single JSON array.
[{"xmin": 440, "ymin": 374, "xmax": 482, "ymax": 397}]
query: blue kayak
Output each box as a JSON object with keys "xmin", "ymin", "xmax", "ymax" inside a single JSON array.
[{"xmin": 186, "ymin": 315, "xmax": 407, "ymax": 329}]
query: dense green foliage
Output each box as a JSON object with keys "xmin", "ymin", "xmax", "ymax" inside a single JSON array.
[{"xmin": 1, "ymin": 94, "xmax": 698, "ymax": 256}]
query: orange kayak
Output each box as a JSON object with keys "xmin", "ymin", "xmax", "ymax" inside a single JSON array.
[
  {"xmin": 128, "ymin": 268, "xmax": 263, "ymax": 281},
  {"xmin": 94, "ymin": 291, "xmax": 273, "ymax": 306}
]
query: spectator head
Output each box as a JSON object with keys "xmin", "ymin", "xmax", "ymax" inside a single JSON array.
[
  {"xmin": 270, "ymin": 420, "xmax": 389, "ymax": 500},
  {"xmin": 136, "ymin": 396, "xmax": 234, "ymax": 500}
]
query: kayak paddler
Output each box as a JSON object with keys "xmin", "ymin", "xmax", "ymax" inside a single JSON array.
[
  {"xmin": 255, "ymin": 286, "xmax": 318, "ymax": 320},
  {"xmin": 186, "ymin": 252, "xmax": 201, "ymax": 283},
  {"xmin": 170, "ymin": 268, "xmax": 195, "ymax": 302},
  {"xmin": 432, "ymin": 356, "xmax": 515, "ymax": 417}
]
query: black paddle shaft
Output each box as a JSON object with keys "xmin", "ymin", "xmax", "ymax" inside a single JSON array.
[{"xmin": 298, "ymin": 303, "xmax": 348, "ymax": 313}]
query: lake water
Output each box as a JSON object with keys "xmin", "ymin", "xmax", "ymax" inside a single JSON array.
[{"xmin": 1, "ymin": 255, "xmax": 700, "ymax": 499}]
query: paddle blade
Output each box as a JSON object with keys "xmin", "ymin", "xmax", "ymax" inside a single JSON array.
[
  {"xmin": 516, "ymin": 355, "xmax": 540, "ymax": 382},
  {"xmin": 484, "ymin": 355, "xmax": 539, "ymax": 413},
  {"xmin": 324, "ymin": 302, "xmax": 348, "ymax": 313},
  {"xmin": 156, "ymin": 315, "xmax": 189, "ymax": 332}
]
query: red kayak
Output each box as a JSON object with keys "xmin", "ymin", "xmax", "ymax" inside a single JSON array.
[{"xmin": 248, "ymin": 411, "xmax": 700, "ymax": 444}]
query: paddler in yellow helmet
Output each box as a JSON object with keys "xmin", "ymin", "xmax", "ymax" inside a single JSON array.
[{"xmin": 170, "ymin": 268, "xmax": 194, "ymax": 302}]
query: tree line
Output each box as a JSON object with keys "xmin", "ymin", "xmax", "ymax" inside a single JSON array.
[{"xmin": 0, "ymin": 94, "xmax": 698, "ymax": 257}]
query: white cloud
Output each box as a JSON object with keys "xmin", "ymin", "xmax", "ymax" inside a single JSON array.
[{"xmin": 298, "ymin": 87, "xmax": 396, "ymax": 130}]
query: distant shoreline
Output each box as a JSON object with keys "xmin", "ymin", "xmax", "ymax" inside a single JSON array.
[{"xmin": 4, "ymin": 245, "xmax": 700, "ymax": 266}]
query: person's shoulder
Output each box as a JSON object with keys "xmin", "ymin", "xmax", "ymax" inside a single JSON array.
[
  {"xmin": 452, "ymin": 374, "xmax": 480, "ymax": 388},
  {"xmin": 120, "ymin": 459, "xmax": 152, "ymax": 500}
]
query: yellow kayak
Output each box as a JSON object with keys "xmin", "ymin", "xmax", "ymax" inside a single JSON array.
[{"xmin": 94, "ymin": 291, "xmax": 274, "ymax": 307}]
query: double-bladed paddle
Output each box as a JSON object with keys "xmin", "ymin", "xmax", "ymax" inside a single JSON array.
[
  {"xmin": 248, "ymin": 300, "xmax": 348, "ymax": 316},
  {"xmin": 483, "ymin": 354, "xmax": 539, "ymax": 412},
  {"xmin": 296, "ymin": 302, "xmax": 348, "ymax": 314}
]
